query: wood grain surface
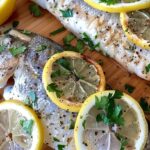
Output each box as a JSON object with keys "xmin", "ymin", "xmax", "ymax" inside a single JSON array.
[{"xmin": 0, "ymin": 0, "xmax": 150, "ymax": 149}]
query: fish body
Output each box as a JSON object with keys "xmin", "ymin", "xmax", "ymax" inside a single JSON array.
[
  {"xmin": 0, "ymin": 30, "xmax": 76, "ymax": 149},
  {"xmin": 32, "ymin": 0, "xmax": 150, "ymax": 81}
]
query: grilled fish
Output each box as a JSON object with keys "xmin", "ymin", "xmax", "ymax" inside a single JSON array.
[
  {"xmin": 0, "ymin": 30, "xmax": 76, "ymax": 149},
  {"xmin": 32, "ymin": 0, "xmax": 150, "ymax": 81}
]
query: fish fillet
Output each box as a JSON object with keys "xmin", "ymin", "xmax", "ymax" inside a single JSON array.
[{"xmin": 32, "ymin": 0, "xmax": 150, "ymax": 81}]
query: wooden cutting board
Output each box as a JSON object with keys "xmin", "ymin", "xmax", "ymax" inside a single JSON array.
[
  {"xmin": 0, "ymin": 0, "xmax": 150, "ymax": 148},
  {"xmin": 1, "ymin": 0, "xmax": 150, "ymax": 112}
]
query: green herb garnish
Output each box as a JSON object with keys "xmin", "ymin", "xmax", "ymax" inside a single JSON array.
[
  {"xmin": 47, "ymin": 83, "xmax": 63, "ymax": 98},
  {"xmin": 124, "ymin": 84, "xmax": 135, "ymax": 93},
  {"xmin": 60, "ymin": 9, "xmax": 73, "ymax": 18},
  {"xmin": 116, "ymin": 134, "xmax": 128, "ymax": 150},
  {"xmin": 82, "ymin": 32, "xmax": 100, "ymax": 50},
  {"xmin": 9, "ymin": 45, "xmax": 27, "ymax": 56},
  {"xmin": 50, "ymin": 27, "xmax": 66, "ymax": 36},
  {"xmin": 22, "ymin": 30, "xmax": 31, "ymax": 35},
  {"xmin": 145, "ymin": 64, "xmax": 150, "ymax": 73},
  {"xmin": 82, "ymin": 120, "xmax": 86, "ymax": 129},
  {"xmin": 29, "ymin": 3, "xmax": 42, "ymax": 17},
  {"xmin": 99, "ymin": 0, "xmax": 120, "ymax": 5},
  {"xmin": 69, "ymin": 119, "xmax": 75, "ymax": 129},
  {"xmin": 20, "ymin": 119, "xmax": 34, "ymax": 135},
  {"xmin": 24, "ymin": 91, "xmax": 37, "ymax": 108},
  {"xmin": 57, "ymin": 58, "xmax": 71, "ymax": 71},
  {"xmin": 58, "ymin": 144, "xmax": 65, "ymax": 150},
  {"xmin": 36, "ymin": 44, "xmax": 47, "ymax": 52},
  {"xmin": 12, "ymin": 20, "xmax": 19, "ymax": 28},
  {"xmin": 95, "ymin": 90, "xmax": 124, "ymax": 126},
  {"xmin": 0, "ymin": 45, "xmax": 6, "ymax": 53},
  {"xmin": 140, "ymin": 98, "xmax": 150, "ymax": 112},
  {"xmin": 63, "ymin": 34, "xmax": 76, "ymax": 45},
  {"xmin": 53, "ymin": 137, "xmax": 60, "ymax": 142}
]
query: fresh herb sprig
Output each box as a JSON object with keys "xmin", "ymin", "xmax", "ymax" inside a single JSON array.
[
  {"xmin": 29, "ymin": 3, "xmax": 42, "ymax": 17},
  {"xmin": 60, "ymin": 9, "xmax": 73, "ymax": 18},
  {"xmin": 95, "ymin": 90, "xmax": 124, "ymax": 126},
  {"xmin": 140, "ymin": 98, "xmax": 150, "ymax": 112}
]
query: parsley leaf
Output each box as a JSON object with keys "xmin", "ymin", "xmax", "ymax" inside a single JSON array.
[
  {"xmin": 124, "ymin": 84, "xmax": 135, "ymax": 93},
  {"xmin": 82, "ymin": 120, "xmax": 86, "ymax": 129},
  {"xmin": 69, "ymin": 119, "xmax": 75, "ymax": 129},
  {"xmin": 63, "ymin": 34, "xmax": 76, "ymax": 45},
  {"xmin": 22, "ymin": 30, "xmax": 31, "ymax": 35},
  {"xmin": 0, "ymin": 45, "xmax": 6, "ymax": 53},
  {"xmin": 99, "ymin": 0, "xmax": 120, "ymax": 5},
  {"xmin": 140, "ymin": 98, "xmax": 150, "ymax": 112},
  {"xmin": 145, "ymin": 64, "xmax": 150, "ymax": 74},
  {"xmin": 9, "ymin": 45, "xmax": 27, "ymax": 56},
  {"xmin": 50, "ymin": 27, "xmax": 66, "ymax": 36},
  {"xmin": 20, "ymin": 119, "xmax": 34, "ymax": 135},
  {"xmin": 60, "ymin": 9, "xmax": 73, "ymax": 18},
  {"xmin": 36, "ymin": 44, "xmax": 47, "ymax": 52},
  {"xmin": 56, "ymin": 58, "xmax": 71, "ymax": 71},
  {"xmin": 82, "ymin": 32, "xmax": 100, "ymax": 50},
  {"xmin": 24, "ymin": 91, "xmax": 37, "ymax": 108},
  {"xmin": 58, "ymin": 144, "xmax": 65, "ymax": 150},
  {"xmin": 116, "ymin": 134, "xmax": 128, "ymax": 150},
  {"xmin": 47, "ymin": 83, "xmax": 63, "ymax": 98},
  {"xmin": 53, "ymin": 137, "xmax": 60, "ymax": 142},
  {"xmin": 95, "ymin": 91, "xmax": 124, "ymax": 126},
  {"xmin": 29, "ymin": 3, "xmax": 42, "ymax": 17}
]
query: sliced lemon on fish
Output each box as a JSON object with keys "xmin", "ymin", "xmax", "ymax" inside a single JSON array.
[
  {"xmin": 43, "ymin": 51, "xmax": 105, "ymax": 112},
  {"xmin": 84, "ymin": 0, "xmax": 150, "ymax": 13},
  {"xmin": 0, "ymin": 100, "xmax": 44, "ymax": 150},
  {"xmin": 0, "ymin": 0, "xmax": 16, "ymax": 25},
  {"xmin": 74, "ymin": 90, "xmax": 148, "ymax": 150},
  {"xmin": 120, "ymin": 9, "xmax": 150, "ymax": 50}
]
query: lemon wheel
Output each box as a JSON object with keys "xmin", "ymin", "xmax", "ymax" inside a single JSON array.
[
  {"xmin": 43, "ymin": 51, "xmax": 105, "ymax": 112},
  {"xmin": 0, "ymin": 0, "xmax": 16, "ymax": 25},
  {"xmin": 84, "ymin": 0, "xmax": 150, "ymax": 13},
  {"xmin": 0, "ymin": 100, "xmax": 44, "ymax": 150},
  {"xmin": 120, "ymin": 9, "xmax": 150, "ymax": 50},
  {"xmin": 74, "ymin": 90, "xmax": 148, "ymax": 150}
]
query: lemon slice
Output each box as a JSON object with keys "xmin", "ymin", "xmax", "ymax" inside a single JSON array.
[
  {"xmin": 74, "ymin": 90, "xmax": 148, "ymax": 150},
  {"xmin": 43, "ymin": 51, "xmax": 105, "ymax": 112},
  {"xmin": 0, "ymin": 100, "xmax": 44, "ymax": 150},
  {"xmin": 0, "ymin": 0, "xmax": 16, "ymax": 25},
  {"xmin": 120, "ymin": 9, "xmax": 150, "ymax": 50},
  {"xmin": 84, "ymin": 0, "xmax": 150, "ymax": 13}
]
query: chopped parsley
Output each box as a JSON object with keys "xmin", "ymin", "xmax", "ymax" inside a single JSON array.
[
  {"xmin": 57, "ymin": 58, "xmax": 71, "ymax": 71},
  {"xmin": 95, "ymin": 90, "xmax": 124, "ymax": 126},
  {"xmin": 12, "ymin": 20, "xmax": 19, "ymax": 28},
  {"xmin": 69, "ymin": 119, "xmax": 75, "ymax": 129},
  {"xmin": 53, "ymin": 137, "xmax": 60, "ymax": 142},
  {"xmin": 29, "ymin": 3, "xmax": 42, "ymax": 17},
  {"xmin": 0, "ymin": 45, "xmax": 6, "ymax": 53},
  {"xmin": 124, "ymin": 84, "xmax": 135, "ymax": 93},
  {"xmin": 116, "ymin": 134, "xmax": 128, "ymax": 150},
  {"xmin": 50, "ymin": 27, "xmax": 66, "ymax": 36},
  {"xmin": 140, "ymin": 98, "xmax": 150, "ymax": 112},
  {"xmin": 20, "ymin": 119, "xmax": 34, "ymax": 135},
  {"xmin": 145, "ymin": 64, "xmax": 150, "ymax": 73},
  {"xmin": 58, "ymin": 144, "xmax": 65, "ymax": 150},
  {"xmin": 47, "ymin": 83, "xmax": 63, "ymax": 98},
  {"xmin": 82, "ymin": 32, "xmax": 100, "ymax": 50},
  {"xmin": 24, "ymin": 91, "xmax": 37, "ymax": 108},
  {"xmin": 36, "ymin": 44, "xmax": 47, "ymax": 52},
  {"xmin": 22, "ymin": 30, "xmax": 31, "ymax": 35},
  {"xmin": 60, "ymin": 9, "xmax": 73, "ymax": 18},
  {"xmin": 99, "ymin": 0, "xmax": 120, "ymax": 5},
  {"xmin": 82, "ymin": 120, "xmax": 86, "ymax": 129},
  {"xmin": 9, "ymin": 45, "xmax": 27, "ymax": 56},
  {"xmin": 63, "ymin": 34, "xmax": 85, "ymax": 54}
]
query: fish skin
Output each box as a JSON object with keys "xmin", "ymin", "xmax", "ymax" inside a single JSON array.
[
  {"xmin": 32, "ymin": 0, "xmax": 150, "ymax": 81},
  {"xmin": 1, "ymin": 30, "xmax": 76, "ymax": 149}
]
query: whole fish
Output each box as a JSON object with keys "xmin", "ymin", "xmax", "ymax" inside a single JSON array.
[
  {"xmin": 0, "ymin": 30, "xmax": 76, "ymax": 149},
  {"xmin": 32, "ymin": 0, "xmax": 150, "ymax": 81}
]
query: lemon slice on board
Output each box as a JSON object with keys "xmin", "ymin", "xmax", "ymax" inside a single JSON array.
[
  {"xmin": 84, "ymin": 0, "xmax": 150, "ymax": 13},
  {"xmin": 0, "ymin": 0, "xmax": 16, "ymax": 25},
  {"xmin": 74, "ymin": 90, "xmax": 148, "ymax": 150},
  {"xmin": 120, "ymin": 9, "xmax": 150, "ymax": 50},
  {"xmin": 0, "ymin": 100, "xmax": 44, "ymax": 150},
  {"xmin": 43, "ymin": 51, "xmax": 105, "ymax": 112}
]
